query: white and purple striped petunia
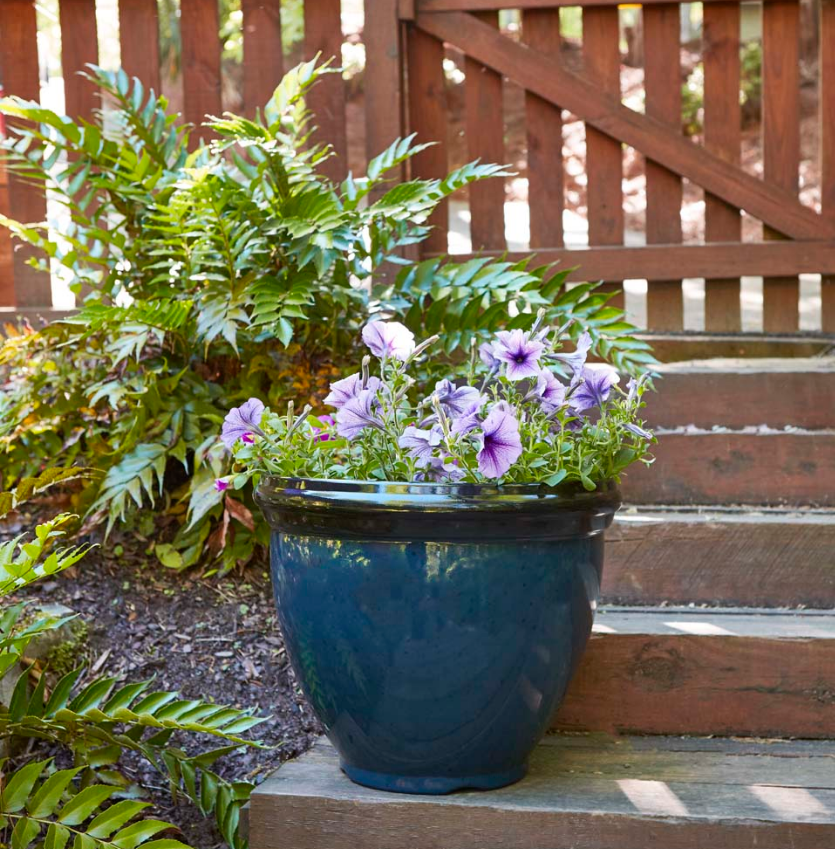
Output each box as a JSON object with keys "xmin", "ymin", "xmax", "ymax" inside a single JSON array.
[
  {"xmin": 432, "ymin": 379, "xmax": 482, "ymax": 417},
  {"xmin": 221, "ymin": 398, "xmax": 265, "ymax": 450},
  {"xmin": 570, "ymin": 365, "xmax": 620, "ymax": 412},
  {"xmin": 553, "ymin": 331, "xmax": 592, "ymax": 378},
  {"xmin": 336, "ymin": 389, "xmax": 385, "ymax": 440},
  {"xmin": 398, "ymin": 424, "xmax": 444, "ymax": 462},
  {"xmin": 362, "ymin": 320, "xmax": 416, "ymax": 361},
  {"xmin": 476, "ymin": 404, "xmax": 523, "ymax": 478},
  {"xmin": 535, "ymin": 369, "xmax": 567, "ymax": 413},
  {"xmin": 324, "ymin": 373, "xmax": 382, "ymax": 410},
  {"xmin": 493, "ymin": 329, "xmax": 545, "ymax": 381}
]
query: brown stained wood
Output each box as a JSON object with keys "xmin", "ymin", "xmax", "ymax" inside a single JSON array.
[
  {"xmin": 250, "ymin": 736, "xmax": 835, "ymax": 849},
  {"xmin": 638, "ymin": 332, "xmax": 834, "ymax": 361},
  {"xmin": 582, "ymin": 5, "xmax": 623, "ymax": 308},
  {"xmin": 822, "ymin": 0, "xmax": 835, "ymax": 332},
  {"xmin": 762, "ymin": 0, "xmax": 801, "ymax": 331},
  {"xmin": 430, "ymin": 240, "xmax": 835, "ymax": 282},
  {"xmin": 0, "ymin": 168, "xmax": 12, "ymax": 307},
  {"xmin": 605, "ymin": 509, "xmax": 835, "ymax": 607},
  {"xmin": 414, "ymin": 10, "xmax": 832, "ymax": 240},
  {"xmin": 647, "ymin": 357, "xmax": 835, "ymax": 429},
  {"xmin": 0, "ymin": 0, "xmax": 51, "ymax": 307},
  {"xmin": 465, "ymin": 12, "xmax": 505, "ymax": 251},
  {"xmin": 643, "ymin": 3, "xmax": 683, "ymax": 330},
  {"xmin": 417, "ymin": 0, "xmax": 787, "ymax": 8},
  {"xmin": 180, "ymin": 0, "xmax": 222, "ymax": 144},
  {"xmin": 703, "ymin": 2, "xmax": 742, "ymax": 331},
  {"xmin": 365, "ymin": 0, "xmax": 404, "ymax": 188},
  {"xmin": 622, "ymin": 431, "xmax": 835, "ymax": 506},
  {"xmin": 118, "ymin": 0, "xmax": 161, "ymax": 94},
  {"xmin": 555, "ymin": 610, "xmax": 835, "ymax": 737},
  {"xmin": 304, "ymin": 0, "xmax": 348, "ymax": 181},
  {"xmin": 523, "ymin": 9, "xmax": 563, "ymax": 249},
  {"xmin": 241, "ymin": 0, "xmax": 283, "ymax": 119},
  {"xmin": 59, "ymin": 0, "xmax": 99, "ymax": 120},
  {"xmin": 406, "ymin": 26, "xmax": 449, "ymax": 254}
]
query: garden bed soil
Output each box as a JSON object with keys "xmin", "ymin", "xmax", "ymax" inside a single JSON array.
[{"xmin": 11, "ymin": 516, "xmax": 322, "ymax": 849}]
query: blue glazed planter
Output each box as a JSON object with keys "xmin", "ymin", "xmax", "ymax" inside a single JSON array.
[{"xmin": 255, "ymin": 478, "xmax": 620, "ymax": 795}]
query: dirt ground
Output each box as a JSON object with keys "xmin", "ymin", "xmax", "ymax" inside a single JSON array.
[{"xmin": 12, "ymin": 515, "xmax": 322, "ymax": 849}]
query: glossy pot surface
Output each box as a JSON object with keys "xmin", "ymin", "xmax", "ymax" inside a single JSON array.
[{"xmin": 256, "ymin": 478, "xmax": 620, "ymax": 794}]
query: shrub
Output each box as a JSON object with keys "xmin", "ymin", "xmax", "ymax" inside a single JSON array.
[{"xmin": 0, "ymin": 59, "xmax": 652, "ymax": 573}]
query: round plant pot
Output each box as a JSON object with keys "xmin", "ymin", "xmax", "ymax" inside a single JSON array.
[{"xmin": 255, "ymin": 477, "xmax": 620, "ymax": 795}]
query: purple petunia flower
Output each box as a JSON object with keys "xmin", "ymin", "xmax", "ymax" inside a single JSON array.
[
  {"xmin": 479, "ymin": 341, "xmax": 501, "ymax": 370},
  {"xmin": 535, "ymin": 369, "xmax": 567, "ymax": 413},
  {"xmin": 335, "ymin": 389, "xmax": 385, "ymax": 440},
  {"xmin": 493, "ymin": 329, "xmax": 545, "ymax": 381},
  {"xmin": 451, "ymin": 401, "xmax": 483, "ymax": 436},
  {"xmin": 570, "ymin": 365, "xmax": 620, "ymax": 412},
  {"xmin": 362, "ymin": 321, "xmax": 415, "ymax": 361},
  {"xmin": 432, "ymin": 379, "xmax": 482, "ymax": 417},
  {"xmin": 553, "ymin": 331, "xmax": 592, "ymax": 377},
  {"xmin": 476, "ymin": 404, "xmax": 523, "ymax": 478},
  {"xmin": 323, "ymin": 373, "xmax": 383, "ymax": 410},
  {"xmin": 625, "ymin": 422, "xmax": 652, "ymax": 440},
  {"xmin": 398, "ymin": 424, "xmax": 444, "ymax": 462},
  {"xmin": 214, "ymin": 479, "xmax": 229, "ymax": 492},
  {"xmin": 415, "ymin": 456, "xmax": 465, "ymax": 483},
  {"xmin": 221, "ymin": 398, "xmax": 265, "ymax": 450},
  {"xmin": 312, "ymin": 414, "xmax": 336, "ymax": 442}
]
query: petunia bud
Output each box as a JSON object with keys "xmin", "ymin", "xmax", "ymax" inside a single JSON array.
[{"xmin": 361, "ymin": 355, "xmax": 371, "ymax": 389}]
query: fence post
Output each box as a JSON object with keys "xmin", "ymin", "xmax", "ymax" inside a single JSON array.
[
  {"xmin": 822, "ymin": 0, "xmax": 835, "ymax": 332},
  {"xmin": 118, "ymin": 0, "xmax": 161, "ymax": 94},
  {"xmin": 0, "ymin": 0, "xmax": 51, "ymax": 308},
  {"xmin": 242, "ymin": 0, "xmax": 284, "ymax": 120},
  {"xmin": 180, "ymin": 0, "xmax": 222, "ymax": 145},
  {"xmin": 59, "ymin": 0, "xmax": 100, "ymax": 122}
]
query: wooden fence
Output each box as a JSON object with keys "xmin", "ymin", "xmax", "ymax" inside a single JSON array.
[{"xmin": 1, "ymin": 0, "xmax": 835, "ymax": 334}]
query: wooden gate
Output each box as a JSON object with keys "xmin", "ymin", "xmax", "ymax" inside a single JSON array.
[{"xmin": 365, "ymin": 0, "xmax": 835, "ymax": 333}]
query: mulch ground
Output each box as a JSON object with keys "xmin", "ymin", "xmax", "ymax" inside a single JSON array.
[{"xmin": 12, "ymin": 520, "xmax": 323, "ymax": 849}]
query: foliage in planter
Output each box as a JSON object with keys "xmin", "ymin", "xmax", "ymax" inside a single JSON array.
[
  {"xmin": 0, "ymin": 59, "xmax": 652, "ymax": 573},
  {"xmin": 0, "ymin": 469, "xmax": 263, "ymax": 849}
]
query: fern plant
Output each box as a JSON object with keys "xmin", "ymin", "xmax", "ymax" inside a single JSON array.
[
  {"xmin": 0, "ymin": 471, "xmax": 263, "ymax": 849},
  {"xmin": 0, "ymin": 58, "xmax": 652, "ymax": 572}
]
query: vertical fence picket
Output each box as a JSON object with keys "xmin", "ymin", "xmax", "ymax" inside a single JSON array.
[
  {"xmin": 465, "ymin": 12, "xmax": 505, "ymax": 251},
  {"xmin": 304, "ymin": 0, "xmax": 348, "ymax": 180},
  {"xmin": 703, "ymin": 1, "xmax": 742, "ymax": 331},
  {"xmin": 762, "ymin": 0, "xmax": 801, "ymax": 331},
  {"xmin": 118, "ymin": 0, "xmax": 161, "ymax": 93},
  {"xmin": 0, "ymin": 0, "xmax": 51, "ymax": 307},
  {"xmin": 180, "ymin": 0, "xmax": 222, "ymax": 144},
  {"xmin": 643, "ymin": 3, "xmax": 683, "ymax": 329},
  {"xmin": 822, "ymin": 0, "xmax": 835, "ymax": 332},
  {"xmin": 582, "ymin": 6, "xmax": 623, "ymax": 308},
  {"xmin": 59, "ymin": 0, "xmax": 100, "ymax": 121},
  {"xmin": 241, "ymin": 0, "xmax": 283, "ymax": 119},
  {"xmin": 407, "ymin": 26, "xmax": 449, "ymax": 255},
  {"xmin": 523, "ymin": 8, "xmax": 563, "ymax": 249}
]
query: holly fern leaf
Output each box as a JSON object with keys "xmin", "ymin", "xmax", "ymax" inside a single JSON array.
[{"xmin": 0, "ymin": 759, "xmax": 191, "ymax": 849}]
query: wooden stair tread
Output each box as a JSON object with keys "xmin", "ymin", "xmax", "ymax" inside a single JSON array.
[
  {"xmin": 249, "ymin": 735, "xmax": 835, "ymax": 849},
  {"xmin": 605, "ymin": 506, "xmax": 835, "ymax": 607}
]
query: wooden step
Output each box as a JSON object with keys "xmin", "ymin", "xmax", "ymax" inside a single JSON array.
[
  {"xmin": 646, "ymin": 357, "xmax": 835, "ymax": 429},
  {"xmin": 248, "ymin": 735, "xmax": 835, "ymax": 849},
  {"xmin": 604, "ymin": 507, "xmax": 835, "ymax": 607},
  {"xmin": 555, "ymin": 607, "xmax": 835, "ymax": 738},
  {"xmin": 621, "ymin": 430, "xmax": 835, "ymax": 506}
]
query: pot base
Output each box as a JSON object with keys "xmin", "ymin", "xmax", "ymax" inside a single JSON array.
[{"xmin": 340, "ymin": 762, "xmax": 527, "ymax": 795}]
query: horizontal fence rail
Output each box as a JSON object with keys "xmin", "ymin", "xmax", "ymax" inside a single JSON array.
[{"xmin": 1, "ymin": 0, "xmax": 834, "ymax": 335}]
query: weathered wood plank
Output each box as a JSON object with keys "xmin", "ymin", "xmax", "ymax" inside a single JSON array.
[
  {"xmin": 414, "ymin": 10, "xmax": 832, "ymax": 240},
  {"xmin": 406, "ymin": 26, "xmax": 449, "ymax": 254},
  {"xmin": 646, "ymin": 357, "xmax": 835, "ymax": 429},
  {"xmin": 622, "ymin": 431, "xmax": 835, "ymax": 506},
  {"xmin": 0, "ymin": 157, "xmax": 12, "ymax": 307},
  {"xmin": 556, "ymin": 608, "xmax": 835, "ymax": 737},
  {"xmin": 0, "ymin": 0, "xmax": 51, "ymax": 307},
  {"xmin": 417, "ymin": 0, "xmax": 788, "ymax": 8},
  {"xmin": 59, "ymin": 0, "xmax": 99, "ymax": 121},
  {"xmin": 304, "ymin": 0, "xmax": 347, "ymax": 181},
  {"xmin": 365, "ymin": 0, "xmax": 404, "ymax": 190},
  {"xmin": 465, "ymin": 12, "xmax": 505, "ymax": 251},
  {"xmin": 118, "ymin": 0, "xmax": 161, "ymax": 93},
  {"xmin": 643, "ymin": 3, "xmax": 683, "ymax": 330},
  {"xmin": 241, "ymin": 0, "xmax": 283, "ymax": 118},
  {"xmin": 637, "ymin": 332, "xmax": 833, "ymax": 362},
  {"xmin": 523, "ymin": 9, "xmax": 563, "ymax": 249},
  {"xmin": 433, "ymin": 240, "xmax": 835, "ymax": 281},
  {"xmin": 605, "ymin": 508, "xmax": 835, "ymax": 607},
  {"xmin": 762, "ymin": 0, "xmax": 801, "ymax": 331},
  {"xmin": 703, "ymin": 2, "xmax": 742, "ymax": 331},
  {"xmin": 822, "ymin": 0, "xmax": 835, "ymax": 332},
  {"xmin": 582, "ymin": 5, "xmax": 623, "ymax": 308},
  {"xmin": 180, "ymin": 0, "xmax": 222, "ymax": 143},
  {"xmin": 250, "ymin": 736, "xmax": 835, "ymax": 849}
]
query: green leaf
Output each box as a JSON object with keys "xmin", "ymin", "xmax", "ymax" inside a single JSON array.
[
  {"xmin": 57, "ymin": 785, "xmax": 117, "ymax": 825},
  {"xmin": 87, "ymin": 801, "xmax": 151, "ymax": 839},
  {"xmin": 43, "ymin": 823, "xmax": 72, "ymax": 849},
  {"xmin": 11, "ymin": 815, "xmax": 41, "ymax": 849},
  {"xmin": 111, "ymin": 820, "xmax": 175, "ymax": 849},
  {"xmin": 1, "ymin": 760, "xmax": 52, "ymax": 813},
  {"xmin": 28, "ymin": 767, "xmax": 84, "ymax": 818}
]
